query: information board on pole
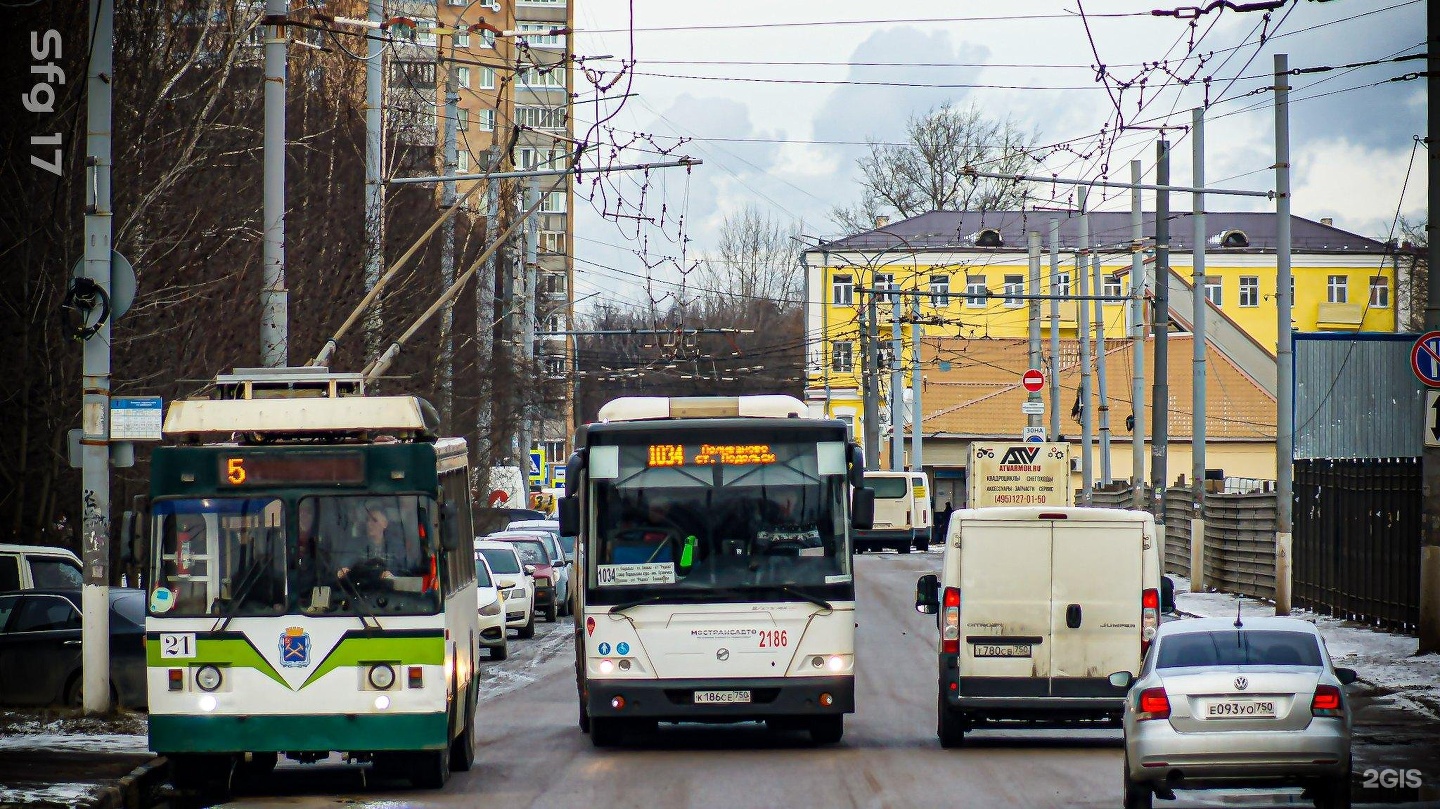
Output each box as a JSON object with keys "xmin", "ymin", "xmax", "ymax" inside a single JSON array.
[{"xmin": 966, "ymin": 442, "xmax": 1072, "ymax": 508}]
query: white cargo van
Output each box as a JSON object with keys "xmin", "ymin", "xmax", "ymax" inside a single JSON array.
[
  {"xmin": 854, "ymin": 470, "xmax": 931, "ymax": 553},
  {"xmin": 0, "ymin": 543, "xmax": 84, "ymax": 591},
  {"xmin": 914, "ymin": 507, "xmax": 1172, "ymax": 747}
]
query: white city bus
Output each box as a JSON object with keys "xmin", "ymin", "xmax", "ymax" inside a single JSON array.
[{"xmin": 558, "ymin": 395, "xmax": 874, "ymax": 746}]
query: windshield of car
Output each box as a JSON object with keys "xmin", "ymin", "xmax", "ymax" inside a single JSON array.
[
  {"xmin": 505, "ymin": 539, "xmax": 549, "ymax": 567},
  {"xmin": 479, "ymin": 547, "xmax": 521, "ymax": 575},
  {"xmin": 586, "ymin": 433, "xmax": 853, "ymax": 604},
  {"xmin": 867, "ymin": 476, "xmax": 909, "ymax": 499},
  {"xmin": 473, "ymin": 557, "xmax": 494, "ymax": 587},
  {"xmin": 1156, "ymin": 630, "xmax": 1324, "ymax": 669}
]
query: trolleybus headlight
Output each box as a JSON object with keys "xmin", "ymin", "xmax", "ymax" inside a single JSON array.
[
  {"xmin": 368, "ymin": 664, "xmax": 396, "ymax": 690},
  {"xmin": 195, "ymin": 665, "xmax": 223, "ymax": 692},
  {"xmin": 826, "ymin": 655, "xmax": 846, "ymax": 672},
  {"xmin": 598, "ymin": 659, "xmax": 615, "ymax": 675},
  {"xmin": 198, "ymin": 694, "xmax": 218, "ymax": 712},
  {"xmin": 374, "ymin": 695, "xmax": 391, "ymax": 711}
]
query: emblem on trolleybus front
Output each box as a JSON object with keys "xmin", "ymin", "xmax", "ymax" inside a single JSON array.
[{"xmin": 280, "ymin": 627, "xmax": 312, "ymax": 668}]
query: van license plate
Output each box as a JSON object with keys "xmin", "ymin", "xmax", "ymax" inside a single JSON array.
[
  {"xmin": 694, "ymin": 690, "xmax": 751, "ymax": 704},
  {"xmin": 1204, "ymin": 699, "xmax": 1276, "ymax": 718},
  {"xmin": 974, "ymin": 644, "xmax": 1031, "ymax": 658}
]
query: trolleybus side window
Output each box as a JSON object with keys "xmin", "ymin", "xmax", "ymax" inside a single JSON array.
[
  {"xmin": 439, "ymin": 468, "xmax": 475, "ymax": 594},
  {"xmin": 149, "ymin": 498, "xmax": 287, "ymax": 617}
]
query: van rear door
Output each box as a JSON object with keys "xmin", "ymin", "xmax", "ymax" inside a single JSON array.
[
  {"xmin": 1049, "ymin": 516, "xmax": 1143, "ymax": 686},
  {"xmin": 957, "ymin": 518, "xmax": 1051, "ymax": 680}
]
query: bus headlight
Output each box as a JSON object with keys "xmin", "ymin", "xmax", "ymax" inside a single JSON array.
[
  {"xmin": 374, "ymin": 695, "xmax": 391, "ymax": 711},
  {"xmin": 368, "ymin": 664, "xmax": 396, "ymax": 690},
  {"xmin": 195, "ymin": 665, "xmax": 223, "ymax": 692},
  {"xmin": 198, "ymin": 694, "xmax": 218, "ymax": 712},
  {"xmin": 598, "ymin": 659, "xmax": 615, "ymax": 675},
  {"xmin": 826, "ymin": 655, "xmax": 846, "ymax": 672}
]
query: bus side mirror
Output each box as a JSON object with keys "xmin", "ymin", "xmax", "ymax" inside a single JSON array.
[
  {"xmin": 564, "ymin": 451, "xmax": 586, "ymax": 498},
  {"xmin": 915, "ymin": 574, "xmax": 939, "ymax": 614},
  {"xmin": 851, "ymin": 487, "xmax": 875, "ymax": 531},
  {"xmin": 1160, "ymin": 575, "xmax": 1176, "ymax": 614},
  {"xmin": 558, "ymin": 495, "xmax": 579, "ymax": 536},
  {"xmin": 846, "ymin": 442, "xmax": 865, "ymax": 487}
]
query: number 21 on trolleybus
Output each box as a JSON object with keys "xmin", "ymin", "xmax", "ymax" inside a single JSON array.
[
  {"xmin": 557, "ymin": 395, "xmax": 875, "ymax": 746},
  {"xmin": 140, "ymin": 369, "xmax": 479, "ymax": 794}
]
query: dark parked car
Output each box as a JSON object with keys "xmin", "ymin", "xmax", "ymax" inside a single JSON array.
[{"xmin": 0, "ymin": 588, "xmax": 148, "ymax": 709}]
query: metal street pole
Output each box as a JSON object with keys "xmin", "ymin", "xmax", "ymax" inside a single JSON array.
[
  {"xmin": 261, "ymin": 0, "xmax": 289, "ymax": 367},
  {"xmin": 890, "ymin": 290, "xmax": 904, "ymax": 470},
  {"xmin": 1420, "ymin": 17, "xmax": 1440, "ymax": 653},
  {"xmin": 476, "ymin": 165, "xmax": 498, "ymax": 470},
  {"xmin": 81, "ymin": 0, "xmax": 114, "ymax": 714},
  {"xmin": 364, "ymin": 0, "xmax": 385, "ymax": 359},
  {"xmin": 1092, "ymin": 251, "xmax": 1112, "ymax": 484},
  {"xmin": 1153, "ymin": 138, "xmax": 1172, "ymax": 535},
  {"xmin": 522, "ymin": 176, "xmax": 540, "ymax": 468},
  {"xmin": 1274, "ymin": 54, "xmax": 1294, "ymax": 615},
  {"xmin": 1078, "ymin": 188, "xmax": 1094, "ymax": 503},
  {"xmin": 1192, "ymin": 107, "xmax": 1209, "ymax": 590},
  {"xmin": 1049, "ymin": 218, "xmax": 1062, "ymax": 440},
  {"xmin": 1028, "ymin": 231, "xmax": 1043, "ymax": 431},
  {"xmin": 911, "ymin": 288, "xmax": 923, "ymax": 471},
  {"xmin": 438, "ymin": 38, "xmax": 459, "ymax": 434},
  {"xmin": 863, "ymin": 290, "xmax": 881, "ymax": 469},
  {"xmin": 1130, "ymin": 160, "xmax": 1147, "ymax": 511}
]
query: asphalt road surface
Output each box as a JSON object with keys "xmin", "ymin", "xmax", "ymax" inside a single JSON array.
[{"xmin": 206, "ymin": 553, "xmax": 1440, "ymax": 809}]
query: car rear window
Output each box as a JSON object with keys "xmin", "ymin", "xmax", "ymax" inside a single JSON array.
[
  {"xmin": 868, "ymin": 477, "xmax": 908, "ymax": 499},
  {"xmin": 506, "ymin": 540, "xmax": 548, "ymax": 567},
  {"xmin": 478, "ymin": 548, "xmax": 521, "ymax": 575},
  {"xmin": 1157, "ymin": 630, "xmax": 1323, "ymax": 669}
]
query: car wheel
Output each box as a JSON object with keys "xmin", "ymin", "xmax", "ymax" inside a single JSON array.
[
  {"xmin": 916, "ymin": 541, "xmax": 930, "ymax": 553},
  {"xmin": 518, "ymin": 610, "xmax": 536, "ymax": 639},
  {"xmin": 65, "ymin": 675, "xmax": 119, "ymax": 710},
  {"xmin": 809, "ymin": 715, "xmax": 844, "ymax": 745},
  {"xmin": 490, "ymin": 640, "xmax": 509, "ymax": 661},
  {"xmin": 938, "ymin": 694, "xmax": 967, "ymax": 749},
  {"xmin": 410, "ymin": 746, "xmax": 450, "ymax": 789},
  {"xmin": 898, "ymin": 543, "xmax": 912, "ymax": 554},
  {"xmin": 590, "ymin": 716, "xmax": 623, "ymax": 747},
  {"xmin": 1123, "ymin": 756, "xmax": 1153, "ymax": 809},
  {"xmin": 1312, "ymin": 768, "xmax": 1352, "ymax": 809},
  {"xmin": 545, "ymin": 604, "xmax": 558, "ymax": 622}
]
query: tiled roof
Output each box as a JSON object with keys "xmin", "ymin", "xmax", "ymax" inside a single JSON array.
[
  {"xmin": 816, "ymin": 210, "xmax": 1389, "ymax": 254},
  {"xmin": 920, "ymin": 335, "xmax": 1275, "ymax": 441}
]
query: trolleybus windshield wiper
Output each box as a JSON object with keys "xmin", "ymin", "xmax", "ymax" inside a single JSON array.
[
  {"xmin": 212, "ymin": 552, "xmax": 274, "ymax": 633},
  {"xmin": 335, "ymin": 571, "xmax": 383, "ymax": 632}
]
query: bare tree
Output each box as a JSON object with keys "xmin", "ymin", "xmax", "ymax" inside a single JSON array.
[
  {"xmin": 1395, "ymin": 215, "xmax": 1429, "ymax": 331},
  {"xmin": 831, "ymin": 102, "xmax": 1040, "ymax": 233},
  {"xmin": 694, "ymin": 205, "xmax": 803, "ymax": 318}
]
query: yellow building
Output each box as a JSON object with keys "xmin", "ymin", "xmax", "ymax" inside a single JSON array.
[{"xmin": 801, "ymin": 210, "xmax": 1393, "ymax": 484}]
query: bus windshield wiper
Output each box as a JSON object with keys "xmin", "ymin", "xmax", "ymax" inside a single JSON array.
[
  {"xmin": 212, "ymin": 552, "xmax": 273, "ymax": 633},
  {"xmin": 335, "ymin": 571, "xmax": 383, "ymax": 632},
  {"xmin": 608, "ymin": 588, "xmax": 735, "ymax": 614},
  {"xmin": 773, "ymin": 585, "xmax": 832, "ymax": 611}
]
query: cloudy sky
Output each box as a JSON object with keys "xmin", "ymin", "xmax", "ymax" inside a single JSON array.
[{"xmin": 567, "ymin": 0, "xmax": 1426, "ymax": 309}]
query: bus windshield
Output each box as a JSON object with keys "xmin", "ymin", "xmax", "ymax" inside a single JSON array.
[{"xmin": 587, "ymin": 436, "xmax": 852, "ymax": 604}]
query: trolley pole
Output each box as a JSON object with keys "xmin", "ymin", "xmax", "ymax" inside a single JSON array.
[
  {"xmin": 890, "ymin": 291, "xmax": 904, "ymax": 470},
  {"xmin": 863, "ymin": 290, "xmax": 881, "ymax": 469},
  {"xmin": 81, "ymin": 0, "xmax": 114, "ymax": 714},
  {"xmin": 910, "ymin": 289, "xmax": 923, "ymax": 470},
  {"xmin": 1077, "ymin": 188, "xmax": 1094, "ymax": 504},
  {"xmin": 1152, "ymin": 138, "xmax": 1172, "ymax": 535},
  {"xmin": 1049, "ymin": 218, "xmax": 1062, "ymax": 441}
]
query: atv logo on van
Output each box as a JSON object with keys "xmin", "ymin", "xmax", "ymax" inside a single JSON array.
[{"xmin": 1000, "ymin": 447, "xmax": 1040, "ymax": 465}]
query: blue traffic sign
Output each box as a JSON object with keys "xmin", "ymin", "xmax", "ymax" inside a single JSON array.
[{"xmin": 1412, "ymin": 332, "xmax": 1440, "ymax": 388}]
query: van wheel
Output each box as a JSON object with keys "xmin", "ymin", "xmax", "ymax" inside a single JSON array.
[
  {"xmin": 579, "ymin": 699, "xmax": 591, "ymax": 733},
  {"xmin": 897, "ymin": 543, "xmax": 912, "ymax": 554},
  {"xmin": 809, "ymin": 715, "xmax": 844, "ymax": 745},
  {"xmin": 490, "ymin": 640, "xmax": 508, "ymax": 661},
  {"xmin": 590, "ymin": 716, "xmax": 623, "ymax": 747},
  {"xmin": 1123, "ymin": 757, "xmax": 1153, "ymax": 809},
  {"xmin": 545, "ymin": 604, "xmax": 558, "ymax": 622},
  {"xmin": 916, "ymin": 540, "xmax": 930, "ymax": 553},
  {"xmin": 938, "ymin": 694, "xmax": 966, "ymax": 748}
]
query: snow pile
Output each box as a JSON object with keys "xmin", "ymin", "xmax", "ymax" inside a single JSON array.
[
  {"xmin": 0, "ymin": 710, "xmax": 148, "ymax": 753},
  {"xmin": 0, "ymin": 783, "xmax": 99, "ymax": 807},
  {"xmin": 1172, "ymin": 577, "xmax": 1440, "ymax": 719}
]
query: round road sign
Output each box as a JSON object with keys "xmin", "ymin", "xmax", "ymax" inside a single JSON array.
[
  {"xmin": 1412, "ymin": 331, "xmax": 1440, "ymax": 388},
  {"xmin": 1022, "ymin": 368, "xmax": 1045, "ymax": 393}
]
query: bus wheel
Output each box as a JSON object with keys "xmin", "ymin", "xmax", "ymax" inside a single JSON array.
[
  {"xmin": 237, "ymin": 752, "xmax": 277, "ymax": 779},
  {"xmin": 809, "ymin": 715, "xmax": 844, "ymax": 745},
  {"xmin": 449, "ymin": 710, "xmax": 476, "ymax": 772},
  {"xmin": 579, "ymin": 700, "xmax": 591, "ymax": 733},
  {"xmin": 410, "ymin": 746, "xmax": 450, "ymax": 789},
  {"xmin": 590, "ymin": 716, "xmax": 623, "ymax": 748},
  {"xmin": 916, "ymin": 540, "xmax": 930, "ymax": 553},
  {"xmin": 170, "ymin": 754, "xmax": 235, "ymax": 800}
]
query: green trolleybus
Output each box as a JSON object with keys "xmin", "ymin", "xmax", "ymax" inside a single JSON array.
[{"xmin": 143, "ymin": 369, "xmax": 479, "ymax": 793}]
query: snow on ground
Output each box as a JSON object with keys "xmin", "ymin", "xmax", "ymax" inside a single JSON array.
[
  {"xmin": 0, "ymin": 731, "xmax": 148, "ymax": 753},
  {"xmin": 0, "ymin": 782, "xmax": 99, "ymax": 806},
  {"xmin": 0, "ymin": 710, "xmax": 149, "ymax": 754},
  {"xmin": 1172, "ymin": 576, "xmax": 1440, "ymax": 720}
]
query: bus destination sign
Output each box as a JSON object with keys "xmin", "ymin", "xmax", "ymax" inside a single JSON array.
[
  {"xmin": 647, "ymin": 444, "xmax": 777, "ymax": 467},
  {"xmin": 220, "ymin": 453, "xmax": 366, "ymax": 486}
]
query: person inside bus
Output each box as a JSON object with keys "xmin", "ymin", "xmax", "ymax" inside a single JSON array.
[{"xmin": 336, "ymin": 502, "xmax": 408, "ymax": 588}]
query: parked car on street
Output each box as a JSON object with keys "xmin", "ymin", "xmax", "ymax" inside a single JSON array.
[
  {"xmin": 507, "ymin": 519, "xmax": 575, "ymax": 562},
  {"xmin": 474, "ymin": 553, "xmax": 508, "ymax": 661},
  {"xmin": 0, "ymin": 544, "xmax": 83, "ymax": 591},
  {"xmin": 490, "ymin": 534, "xmax": 559, "ymax": 623},
  {"xmin": 475, "ymin": 540, "xmax": 535, "ymax": 639},
  {"xmin": 497, "ymin": 524, "xmax": 571, "ymax": 613},
  {"xmin": 0, "ymin": 587, "xmax": 148, "ymax": 708},
  {"xmin": 1116, "ymin": 616, "xmax": 1356, "ymax": 809}
]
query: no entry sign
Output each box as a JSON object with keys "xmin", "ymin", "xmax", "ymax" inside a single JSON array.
[{"xmin": 1022, "ymin": 368, "xmax": 1045, "ymax": 393}]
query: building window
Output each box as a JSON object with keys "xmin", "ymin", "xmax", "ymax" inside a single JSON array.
[
  {"xmin": 1369, "ymin": 276, "xmax": 1389, "ymax": 308},
  {"xmin": 875, "ymin": 273, "xmax": 896, "ymax": 303},
  {"xmin": 1054, "ymin": 272, "xmax": 1070, "ymax": 297},
  {"xmin": 478, "ymin": 29, "xmax": 496, "ymax": 48},
  {"xmin": 1103, "ymin": 275, "xmax": 1123, "ymax": 299},
  {"xmin": 543, "ymin": 272, "xmax": 567, "ymax": 294},
  {"xmin": 520, "ymin": 66, "xmax": 565, "ymax": 88},
  {"xmin": 966, "ymin": 275, "xmax": 987, "ymax": 307},
  {"xmin": 831, "ymin": 274, "xmax": 853, "ymax": 306},
  {"xmin": 1327, "ymin": 275, "xmax": 1348, "ymax": 304},
  {"xmin": 544, "ymin": 313, "xmax": 563, "ymax": 334},
  {"xmin": 543, "ymin": 441, "xmax": 565, "ymax": 467},
  {"xmin": 1003, "ymin": 274, "xmax": 1024, "ymax": 307},
  {"xmin": 519, "ymin": 148, "xmax": 562, "ymax": 169},
  {"xmin": 516, "ymin": 105, "xmax": 566, "ymax": 130},
  {"xmin": 455, "ymin": 30, "xmax": 470, "ymax": 48},
  {"xmin": 517, "ymin": 22, "xmax": 565, "ymax": 48},
  {"xmin": 1239, "ymin": 276, "xmax": 1259, "ymax": 307},
  {"xmin": 540, "ymin": 232, "xmax": 567, "ymax": 255},
  {"xmin": 456, "ymin": 150, "xmax": 470, "ymax": 172},
  {"xmin": 831, "ymin": 341, "xmax": 853, "ymax": 373},
  {"xmin": 1204, "ymin": 279, "xmax": 1222, "ymax": 307},
  {"xmin": 929, "ymin": 275, "xmax": 949, "ymax": 308},
  {"xmin": 541, "ymin": 191, "xmax": 566, "ymax": 213},
  {"xmin": 455, "ymin": 66, "xmax": 470, "ymax": 88},
  {"xmin": 479, "ymin": 67, "xmax": 495, "ymax": 89},
  {"xmin": 457, "ymin": 107, "xmax": 469, "ymax": 131},
  {"xmin": 545, "ymin": 356, "xmax": 565, "ymax": 377},
  {"xmin": 479, "ymin": 108, "xmax": 495, "ymax": 131}
]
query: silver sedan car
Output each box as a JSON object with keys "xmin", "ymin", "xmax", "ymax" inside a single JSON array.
[{"xmin": 1116, "ymin": 616, "xmax": 1357, "ymax": 809}]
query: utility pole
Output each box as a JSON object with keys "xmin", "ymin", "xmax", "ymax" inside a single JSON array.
[
  {"xmin": 911, "ymin": 288, "xmax": 923, "ymax": 471},
  {"xmin": 364, "ymin": 0, "xmax": 384, "ymax": 358},
  {"xmin": 522, "ymin": 176, "xmax": 540, "ymax": 470},
  {"xmin": 890, "ymin": 289, "xmax": 904, "ymax": 470},
  {"xmin": 1274, "ymin": 54, "xmax": 1294, "ymax": 615},
  {"xmin": 477, "ymin": 163, "xmax": 498, "ymax": 471},
  {"xmin": 438, "ymin": 36, "xmax": 459, "ymax": 434},
  {"xmin": 1028, "ymin": 231, "xmax": 1043, "ymax": 431},
  {"xmin": 863, "ymin": 289, "xmax": 881, "ymax": 469},
  {"xmin": 1078, "ymin": 188, "xmax": 1094, "ymax": 503},
  {"xmin": 1049, "ymin": 218, "xmax": 1062, "ymax": 440},
  {"xmin": 1192, "ymin": 107, "xmax": 1209, "ymax": 590},
  {"xmin": 1420, "ymin": 17, "xmax": 1440, "ymax": 653},
  {"xmin": 261, "ymin": 0, "xmax": 288, "ymax": 366},
  {"xmin": 1130, "ymin": 160, "xmax": 1147, "ymax": 511},
  {"xmin": 1092, "ymin": 251, "xmax": 1112, "ymax": 484},
  {"xmin": 81, "ymin": 0, "xmax": 114, "ymax": 714},
  {"xmin": 1153, "ymin": 138, "xmax": 1172, "ymax": 535}
]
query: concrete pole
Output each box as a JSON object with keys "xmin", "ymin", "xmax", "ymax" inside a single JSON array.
[
  {"xmin": 1028, "ymin": 231, "xmax": 1043, "ymax": 431},
  {"xmin": 81, "ymin": 0, "xmax": 114, "ymax": 714},
  {"xmin": 1192, "ymin": 107, "xmax": 1209, "ymax": 590},
  {"xmin": 1153, "ymin": 138, "xmax": 1172, "ymax": 536},
  {"xmin": 1092, "ymin": 251, "xmax": 1113, "ymax": 484},
  {"xmin": 523, "ymin": 176, "xmax": 540, "ymax": 466},
  {"xmin": 1420, "ymin": 20, "xmax": 1440, "ymax": 653},
  {"xmin": 476, "ymin": 168, "xmax": 498, "ymax": 469},
  {"xmin": 911, "ymin": 289, "xmax": 923, "ymax": 470},
  {"xmin": 1130, "ymin": 160, "xmax": 1147, "ymax": 511},
  {"xmin": 1078, "ymin": 188, "xmax": 1093, "ymax": 503},
  {"xmin": 438, "ymin": 40, "xmax": 459, "ymax": 434},
  {"xmin": 261, "ymin": 0, "xmax": 289, "ymax": 367},
  {"xmin": 1274, "ymin": 55, "xmax": 1294, "ymax": 615},
  {"xmin": 890, "ymin": 290, "xmax": 904, "ymax": 470},
  {"xmin": 1049, "ymin": 218, "xmax": 1062, "ymax": 441},
  {"xmin": 364, "ymin": 0, "xmax": 385, "ymax": 359},
  {"xmin": 863, "ymin": 290, "xmax": 881, "ymax": 469}
]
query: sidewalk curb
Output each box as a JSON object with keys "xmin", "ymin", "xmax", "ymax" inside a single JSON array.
[{"xmin": 81, "ymin": 756, "xmax": 167, "ymax": 809}]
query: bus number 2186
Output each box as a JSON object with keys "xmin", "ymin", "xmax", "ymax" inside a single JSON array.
[{"xmin": 758, "ymin": 630, "xmax": 788, "ymax": 648}]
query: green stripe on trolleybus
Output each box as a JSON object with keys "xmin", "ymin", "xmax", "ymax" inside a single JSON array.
[
  {"xmin": 149, "ymin": 712, "xmax": 449, "ymax": 753},
  {"xmin": 301, "ymin": 634, "xmax": 445, "ymax": 689},
  {"xmin": 146, "ymin": 636, "xmax": 287, "ymax": 688}
]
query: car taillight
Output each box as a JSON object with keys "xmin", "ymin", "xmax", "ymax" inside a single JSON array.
[
  {"xmin": 1141, "ymin": 588, "xmax": 1159, "ymax": 654},
  {"xmin": 941, "ymin": 587, "xmax": 961, "ymax": 654},
  {"xmin": 1311, "ymin": 684, "xmax": 1343, "ymax": 716},
  {"xmin": 1137, "ymin": 687, "xmax": 1170, "ymax": 720}
]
